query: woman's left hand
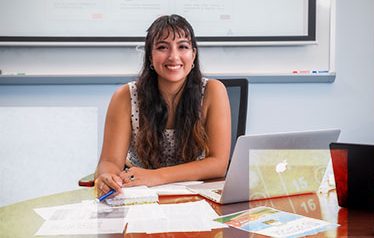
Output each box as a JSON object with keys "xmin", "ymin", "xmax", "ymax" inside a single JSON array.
[{"xmin": 119, "ymin": 167, "xmax": 165, "ymax": 187}]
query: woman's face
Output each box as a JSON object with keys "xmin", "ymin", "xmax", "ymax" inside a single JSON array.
[{"xmin": 151, "ymin": 31, "xmax": 196, "ymax": 84}]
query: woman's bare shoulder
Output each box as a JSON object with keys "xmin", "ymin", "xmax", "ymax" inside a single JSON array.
[
  {"xmin": 204, "ymin": 79, "xmax": 227, "ymax": 99},
  {"xmin": 114, "ymin": 83, "xmax": 130, "ymax": 97},
  {"xmin": 112, "ymin": 83, "xmax": 131, "ymax": 101},
  {"xmin": 109, "ymin": 83, "xmax": 131, "ymax": 111}
]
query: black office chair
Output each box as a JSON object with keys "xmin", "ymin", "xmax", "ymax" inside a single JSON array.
[
  {"xmin": 78, "ymin": 78, "xmax": 248, "ymax": 187},
  {"xmin": 218, "ymin": 78, "xmax": 248, "ymax": 159}
]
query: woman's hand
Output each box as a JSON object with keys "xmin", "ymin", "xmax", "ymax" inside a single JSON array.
[
  {"xmin": 119, "ymin": 167, "xmax": 165, "ymax": 187},
  {"xmin": 94, "ymin": 173, "xmax": 123, "ymax": 198}
]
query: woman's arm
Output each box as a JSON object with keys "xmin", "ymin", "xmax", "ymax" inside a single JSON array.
[
  {"xmin": 94, "ymin": 84, "xmax": 132, "ymax": 195},
  {"xmin": 121, "ymin": 79, "xmax": 231, "ymax": 186}
]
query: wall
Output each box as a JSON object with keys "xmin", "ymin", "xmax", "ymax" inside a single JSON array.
[
  {"xmin": 0, "ymin": 0, "xmax": 373, "ymax": 206},
  {"xmin": 247, "ymin": 0, "xmax": 374, "ymax": 143}
]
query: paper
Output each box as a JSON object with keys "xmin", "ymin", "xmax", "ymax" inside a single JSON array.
[
  {"xmin": 150, "ymin": 184, "xmax": 197, "ymax": 195},
  {"xmin": 149, "ymin": 181, "xmax": 202, "ymax": 195},
  {"xmin": 126, "ymin": 203, "xmax": 164, "ymax": 221},
  {"xmin": 34, "ymin": 201, "xmax": 127, "ymax": 236},
  {"xmin": 214, "ymin": 206, "xmax": 338, "ymax": 238},
  {"xmin": 172, "ymin": 181, "xmax": 204, "ymax": 186},
  {"xmin": 35, "ymin": 219, "xmax": 125, "ymax": 236},
  {"xmin": 126, "ymin": 200, "xmax": 227, "ymax": 234},
  {"xmin": 34, "ymin": 184, "xmax": 225, "ymax": 235},
  {"xmin": 105, "ymin": 185, "xmax": 158, "ymax": 206}
]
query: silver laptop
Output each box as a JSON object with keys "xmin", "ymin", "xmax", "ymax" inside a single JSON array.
[{"xmin": 187, "ymin": 129, "xmax": 341, "ymax": 204}]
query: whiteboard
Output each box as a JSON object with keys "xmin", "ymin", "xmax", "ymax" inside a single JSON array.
[
  {"xmin": 0, "ymin": 0, "xmax": 335, "ymax": 83},
  {"xmin": 0, "ymin": 0, "xmax": 315, "ymax": 45}
]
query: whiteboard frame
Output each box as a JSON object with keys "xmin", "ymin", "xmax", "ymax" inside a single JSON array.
[{"xmin": 0, "ymin": 0, "xmax": 316, "ymax": 46}]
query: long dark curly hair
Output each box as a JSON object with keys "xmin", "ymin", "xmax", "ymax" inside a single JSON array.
[{"xmin": 135, "ymin": 14, "xmax": 208, "ymax": 169}]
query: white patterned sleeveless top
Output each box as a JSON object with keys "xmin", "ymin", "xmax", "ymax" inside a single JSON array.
[{"xmin": 126, "ymin": 78, "xmax": 208, "ymax": 168}]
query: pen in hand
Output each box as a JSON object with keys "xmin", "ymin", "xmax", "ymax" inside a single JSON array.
[{"xmin": 96, "ymin": 189, "xmax": 116, "ymax": 202}]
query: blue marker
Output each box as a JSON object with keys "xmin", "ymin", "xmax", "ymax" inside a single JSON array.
[
  {"xmin": 311, "ymin": 70, "xmax": 329, "ymax": 74},
  {"xmin": 96, "ymin": 189, "xmax": 115, "ymax": 202}
]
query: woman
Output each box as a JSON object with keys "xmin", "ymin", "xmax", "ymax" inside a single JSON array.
[{"xmin": 95, "ymin": 14, "xmax": 231, "ymax": 197}]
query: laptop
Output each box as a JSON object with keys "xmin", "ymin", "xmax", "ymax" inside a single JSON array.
[
  {"xmin": 187, "ymin": 129, "xmax": 341, "ymax": 204},
  {"xmin": 330, "ymin": 142, "xmax": 374, "ymax": 209}
]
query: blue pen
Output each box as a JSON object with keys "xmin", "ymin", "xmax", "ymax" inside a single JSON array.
[{"xmin": 97, "ymin": 189, "xmax": 115, "ymax": 202}]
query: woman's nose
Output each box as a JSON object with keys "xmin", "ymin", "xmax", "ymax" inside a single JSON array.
[{"xmin": 168, "ymin": 47, "xmax": 179, "ymax": 60}]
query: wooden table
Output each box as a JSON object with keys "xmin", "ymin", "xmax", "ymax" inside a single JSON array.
[{"xmin": 0, "ymin": 188, "xmax": 373, "ymax": 237}]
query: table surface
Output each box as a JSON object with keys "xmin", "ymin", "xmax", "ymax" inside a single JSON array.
[{"xmin": 0, "ymin": 187, "xmax": 373, "ymax": 237}]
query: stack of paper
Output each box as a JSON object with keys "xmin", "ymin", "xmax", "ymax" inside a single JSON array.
[
  {"xmin": 33, "ymin": 184, "xmax": 226, "ymax": 236},
  {"xmin": 105, "ymin": 186, "xmax": 158, "ymax": 206}
]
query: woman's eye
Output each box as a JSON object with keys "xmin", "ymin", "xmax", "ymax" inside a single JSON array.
[
  {"xmin": 156, "ymin": 45, "xmax": 167, "ymax": 50},
  {"xmin": 179, "ymin": 45, "xmax": 190, "ymax": 49}
]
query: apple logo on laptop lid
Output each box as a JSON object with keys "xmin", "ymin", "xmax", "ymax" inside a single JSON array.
[{"xmin": 276, "ymin": 160, "xmax": 288, "ymax": 173}]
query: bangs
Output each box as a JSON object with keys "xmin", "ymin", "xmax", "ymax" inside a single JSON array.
[{"xmin": 153, "ymin": 25, "xmax": 191, "ymax": 43}]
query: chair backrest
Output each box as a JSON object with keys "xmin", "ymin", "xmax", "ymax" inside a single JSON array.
[{"xmin": 218, "ymin": 78, "xmax": 248, "ymax": 158}]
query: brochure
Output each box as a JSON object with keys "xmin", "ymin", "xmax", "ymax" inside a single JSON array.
[{"xmin": 214, "ymin": 206, "xmax": 338, "ymax": 238}]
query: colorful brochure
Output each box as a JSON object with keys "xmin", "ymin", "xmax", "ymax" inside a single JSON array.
[{"xmin": 214, "ymin": 206, "xmax": 338, "ymax": 238}]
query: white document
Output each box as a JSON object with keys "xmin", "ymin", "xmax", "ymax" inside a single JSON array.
[
  {"xmin": 196, "ymin": 200, "xmax": 229, "ymax": 230},
  {"xmin": 34, "ymin": 200, "xmax": 117, "ymax": 220},
  {"xmin": 172, "ymin": 181, "xmax": 204, "ymax": 186},
  {"xmin": 34, "ymin": 201, "xmax": 128, "ymax": 236},
  {"xmin": 126, "ymin": 203, "xmax": 164, "ymax": 221},
  {"xmin": 150, "ymin": 184, "xmax": 196, "ymax": 195},
  {"xmin": 34, "ymin": 202, "xmax": 87, "ymax": 220},
  {"xmin": 126, "ymin": 200, "xmax": 227, "ymax": 234},
  {"xmin": 35, "ymin": 219, "xmax": 125, "ymax": 236},
  {"xmin": 149, "ymin": 181, "xmax": 203, "ymax": 195}
]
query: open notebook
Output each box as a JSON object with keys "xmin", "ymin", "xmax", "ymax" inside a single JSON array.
[
  {"xmin": 187, "ymin": 129, "xmax": 341, "ymax": 204},
  {"xmin": 105, "ymin": 186, "xmax": 158, "ymax": 206}
]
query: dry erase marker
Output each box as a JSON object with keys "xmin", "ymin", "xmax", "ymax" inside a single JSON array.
[
  {"xmin": 3, "ymin": 72, "xmax": 26, "ymax": 76},
  {"xmin": 312, "ymin": 70, "xmax": 329, "ymax": 74},
  {"xmin": 292, "ymin": 70, "xmax": 310, "ymax": 74},
  {"xmin": 97, "ymin": 189, "xmax": 115, "ymax": 202},
  {"xmin": 299, "ymin": 70, "xmax": 310, "ymax": 74}
]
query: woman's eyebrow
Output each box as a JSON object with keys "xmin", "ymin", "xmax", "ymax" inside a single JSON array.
[
  {"xmin": 154, "ymin": 40, "xmax": 169, "ymax": 45},
  {"xmin": 177, "ymin": 39, "xmax": 191, "ymax": 44},
  {"xmin": 154, "ymin": 39, "xmax": 191, "ymax": 45}
]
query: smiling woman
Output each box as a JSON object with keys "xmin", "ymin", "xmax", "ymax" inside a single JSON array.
[{"xmin": 94, "ymin": 14, "xmax": 231, "ymax": 199}]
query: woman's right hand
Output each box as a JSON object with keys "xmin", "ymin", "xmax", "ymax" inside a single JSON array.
[{"xmin": 94, "ymin": 173, "xmax": 123, "ymax": 198}]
